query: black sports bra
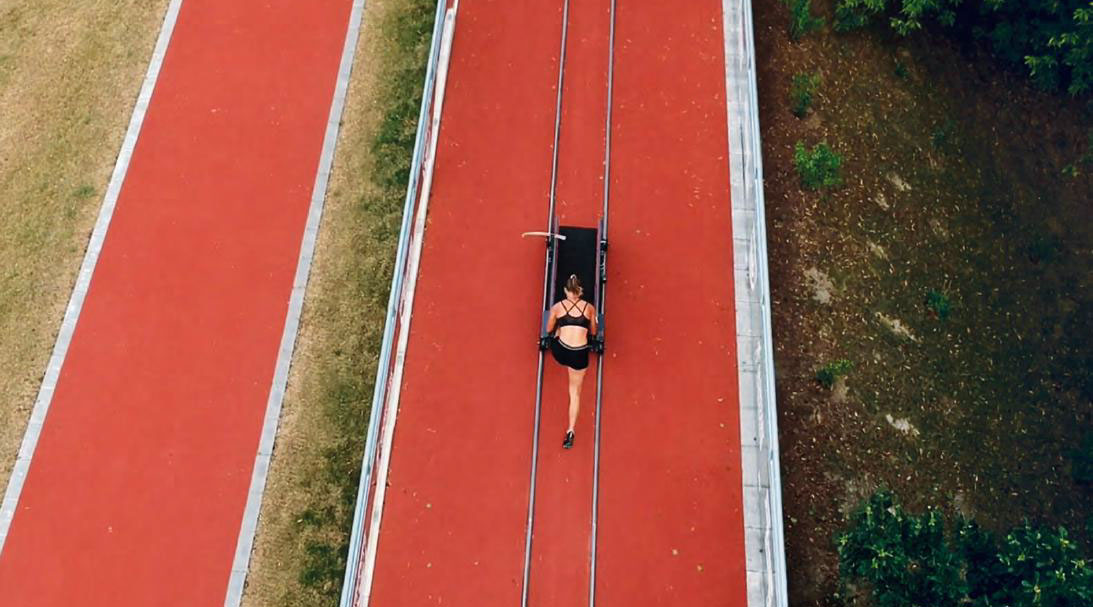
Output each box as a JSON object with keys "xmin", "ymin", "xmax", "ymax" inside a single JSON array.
[{"xmin": 556, "ymin": 300, "xmax": 591, "ymax": 329}]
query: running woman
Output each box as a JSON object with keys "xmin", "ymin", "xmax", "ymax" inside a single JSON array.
[{"xmin": 545, "ymin": 274, "xmax": 598, "ymax": 449}]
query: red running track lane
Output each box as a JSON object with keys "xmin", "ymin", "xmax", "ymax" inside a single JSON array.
[
  {"xmin": 596, "ymin": 0, "xmax": 749, "ymax": 605},
  {"xmin": 527, "ymin": 0, "xmax": 611, "ymax": 605},
  {"xmin": 367, "ymin": 1, "xmax": 562, "ymax": 603},
  {"xmin": 0, "ymin": 1, "xmax": 353, "ymax": 604}
]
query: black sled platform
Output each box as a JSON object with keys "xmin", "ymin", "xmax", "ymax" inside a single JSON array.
[{"xmin": 536, "ymin": 216, "xmax": 607, "ymax": 353}]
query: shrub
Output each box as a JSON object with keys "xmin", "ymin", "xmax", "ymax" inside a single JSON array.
[
  {"xmin": 794, "ymin": 141, "xmax": 843, "ymax": 189},
  {"xmin": 984, "ymin": 522, "xmax": 1093, "ymax": 606},
  {"xmin": 925, "ymin": 289, "xmax": 951, "ymax": 319},
  {"xmin": 833, "ymin": 0, "xmax": 874, "ymax": 32},
  {"xmin": 955, "ymin": 518, "xmax": 1003, "ymax": 596},
  {"xmin": 790, "ymin": 72, "xmax": 820, "ymax": 117},
  {"xmin": 833, "ymin": 0, "xmax": 1093, "ymax": 96},
  {"xmin": 835, "ymin": 0, "xmax": 960, "ymax": 35},
  {"xmin": 836, "ymin": 490, "xmax": 968, "ymax": 605},
  {"xmin": 816, "ymin": 359, "xmax": 852, "ymax": 389},
  {"xmin": 838, "ymin": 490, "xmax": 1093, "ymax": 607},
  {"xmin": 786, "ymin": 0, "xmax": 825, "ymax": 41},
  {"xmin": 1023, "ymin": 7, "xmax": 1083, "ymax": 92}
]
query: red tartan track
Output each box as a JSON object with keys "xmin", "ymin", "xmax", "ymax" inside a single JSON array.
[
  {"xmin": 368, "ymin": 0, "xmax": 747, "ymax": 605},
  {"xmin": 0, "ymin": 0, "xmax": 748, "ymax": 605},
  {"xmin": 0, "ymin": 0, "xmax": 353, "ymax": 604}
]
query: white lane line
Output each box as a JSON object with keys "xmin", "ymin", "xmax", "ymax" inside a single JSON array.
[{"xmin": 0, "ymin": 0, "xmax": 187, "ymax": 556}]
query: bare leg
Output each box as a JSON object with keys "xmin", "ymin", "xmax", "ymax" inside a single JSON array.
[{"xmin": 567, "ymin": 367, "xmax": 586, "ymax": 433}]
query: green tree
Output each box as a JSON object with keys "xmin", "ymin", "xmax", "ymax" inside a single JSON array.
[
  {"xmin": 833, "ymin": 0, "xmax": 1093, "ymax": 96},
  {"xmin": 834, "ymin": 0, "xmax": 960, "ymax": 34}
]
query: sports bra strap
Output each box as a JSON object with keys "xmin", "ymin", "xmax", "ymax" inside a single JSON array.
[{"xmin": 562, "ymin": 299, "xmax": 586, "ymax": 317}]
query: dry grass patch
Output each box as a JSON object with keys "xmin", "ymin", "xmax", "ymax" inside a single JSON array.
[
  {"xmin": 241, "ymin": 0, "xmax": 438, "ymax": 604},
  {"xmin": 0, "ymin": 0, "xmax": 170, "ymax": 491}
]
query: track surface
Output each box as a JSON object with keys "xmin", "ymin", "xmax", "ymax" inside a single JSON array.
[
  {"xmin": 366, "ymin": 0, "xmax": 746, "ymax": 605},
  {"xmin": 366, "ymin": 1, "xmax": 561, "ymax": 603},
  {"xmin": 0, "ymin": 1, "xmax": 353, "ymax": 604},
  {"xmin": 596, "ymin": 1, "xmax": 748, "ymax": 603}
]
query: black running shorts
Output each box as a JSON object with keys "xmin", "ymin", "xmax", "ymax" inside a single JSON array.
[{"xmin": 550, "ymin": 337, "xmax": 590, "ymax": 370}]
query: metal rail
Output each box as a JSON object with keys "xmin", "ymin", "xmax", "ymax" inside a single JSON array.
[
  {"xmin": 338, "ymin": 2, "xmax": 448, "ymax": 605},
  {"xmin": 742, "ymin": 0, "xmax": 789, "ymax": 600},
  {"xmin": 587, "ymin": 0, "xmax": 616, "ymax": 604},
  {"xmin": 522, "ymin": 2, "xmax": 615, "ymax": 605},
  {"xmin": 520, "ymin": 1, "xmax": 571, "ymax": 605},
  {"xmin": 722, "ymin": 0, "xmax": 789, "ymax": 604}
]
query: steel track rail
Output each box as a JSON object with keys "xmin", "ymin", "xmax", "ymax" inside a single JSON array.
[
  {"xmin": 520, "ymin": 1, "xmax": 571, "ymax": 605},
  {"xmin": 588, "ymin": 0, "xmax": 616, "ymax": 603}
]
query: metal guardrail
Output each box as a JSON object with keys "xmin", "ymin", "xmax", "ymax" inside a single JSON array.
[
  {"xmin": 743, "ymin": 0, "xmax": 789, "ymax": 603},
  {"xmin": 725, "ymin": 0, "xmax": 789, "ymax": 605},
  {"xmin": 338, "ymin": 2, "xmax": 448, "ymax": 605}
]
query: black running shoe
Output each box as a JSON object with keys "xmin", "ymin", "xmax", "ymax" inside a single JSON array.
[{"xmin": 563, "ymin": 430, "xmax": 575, "ymax": 449}]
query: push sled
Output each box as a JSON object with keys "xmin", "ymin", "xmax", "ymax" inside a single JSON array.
[{"xmin": 525, "ymin": 216, "xmax": 607, "ymax": 353}]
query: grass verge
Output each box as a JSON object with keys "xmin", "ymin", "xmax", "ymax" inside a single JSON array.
[
  {"xmin": 0, "ymin": 0, "xmax": 171, "ymax": 494},
  {"xmin": 755, "ymin": 0, "xmax": 1092, "ymax": 602},
  {"xmin": 240, "ymin": 0, "xmax": 438, "ymax": 604}
]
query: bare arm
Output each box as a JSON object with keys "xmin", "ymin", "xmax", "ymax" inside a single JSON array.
[
  {"xmin": 587, "ymin": 304, "xmax": 598, "ymax": 335},
  {"xmin": 545, "ymin": 303, "xmax": 558, "ymax": 334}
]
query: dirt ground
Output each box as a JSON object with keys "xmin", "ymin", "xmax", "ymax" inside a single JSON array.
[
  {"xmin": 0, "ymin": 0, "xmax": 170, "ymax": 498},
  {"xmin": 753, "ymin": 0, "xmax": 1092, "ymax": 603}
]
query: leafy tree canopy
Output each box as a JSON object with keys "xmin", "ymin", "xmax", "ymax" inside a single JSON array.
[{"xmin": 834, "ymin": 0, "xmax": 1093, "ymax": 96}]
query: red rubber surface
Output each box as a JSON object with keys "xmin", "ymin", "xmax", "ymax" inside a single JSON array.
[
  {"xmin": 366, "ymin": 1, "xmax": 562, "ymax": 603},
  {"xmin": 0, "ymin": 1, "xmax": 353, "ymax": 605},
  {"xmin": 367, "ymin": 1, "xmax": 746, "ymax": 605},
  {"xmin": 527, "ymin": 0, "xmax": 611, "ymax": 605},
  {"xmin": 595, "ymin": 0, "xmax": 748, "ymax": 604}
]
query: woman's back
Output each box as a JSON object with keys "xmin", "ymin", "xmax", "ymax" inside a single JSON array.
[{"xmin": 554, "ymin": 298, "xmax": 592, "ymax": 347}]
